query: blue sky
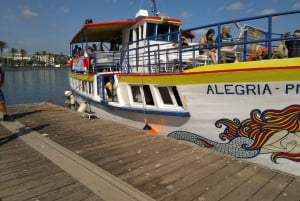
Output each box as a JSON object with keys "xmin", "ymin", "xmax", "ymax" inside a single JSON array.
[{"xmin": 0, "ymin": 0, "xmax": 300, "ymax": 56}]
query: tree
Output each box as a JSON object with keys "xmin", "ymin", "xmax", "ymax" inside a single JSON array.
[
  {"xmin": 41, "ymin": 50, "xmax": 47, "ymax": 66},
  {"xmin": 10, "ymin": 48, "xmax": 18, "ymax": 58},
  {"xmin": 35, "ymin": 52, "xmax": 40, "ymax": 66},
  {"xmin": 9, "ymin": 48, "xmax": 18, "ymax": 66},
  {"xmin": 0, "ymin": 40, "xmax": 7, "ymax": 65},
  {"xmin": 20, "ymin": 48, "xmax": 27, "ymax": 67}
]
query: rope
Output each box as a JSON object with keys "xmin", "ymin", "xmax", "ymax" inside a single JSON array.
[{"xmin": 142, "ymin": 39, "xmax": 147, "ymax": 124}]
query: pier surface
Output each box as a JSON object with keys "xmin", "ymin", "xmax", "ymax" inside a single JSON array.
[{"xmin": 1, "ymin": 102, "xmax": 300, "ymax": 201}]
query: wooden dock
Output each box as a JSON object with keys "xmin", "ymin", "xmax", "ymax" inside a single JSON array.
[{"xmin": 1, "ymin": 102, "xmax": 300, "ymax": 201}]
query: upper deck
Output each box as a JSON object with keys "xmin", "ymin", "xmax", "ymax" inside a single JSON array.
[{"xmin": 70, "ymin": 10, "xmax": 300, "ymax": 74}]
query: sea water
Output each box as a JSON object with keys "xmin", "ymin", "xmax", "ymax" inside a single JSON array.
[{"xmin": 2, "ymin": 68, "xmax": 70, "ymax": 106}]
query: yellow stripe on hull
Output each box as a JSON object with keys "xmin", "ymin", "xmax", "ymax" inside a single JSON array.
[
  {"xmin": 118, "ymin": 58, "xmax": 300, "ymax": 85},
  {"xmin": 69, "ymin": 72, "xmax": 94, "ymax": 82}
]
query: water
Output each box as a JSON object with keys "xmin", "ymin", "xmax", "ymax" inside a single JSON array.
[{"xmin": 2, "ymin": 68, "xmax": 70, "ymax": 106}]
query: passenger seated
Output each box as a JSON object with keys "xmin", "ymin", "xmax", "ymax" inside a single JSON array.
[
  {"xmin": 109, "ymin": 39, "xmax": 117, "ymax": 51},
  {"xmin": 215, "ymin": 24, "xmax": 235, "ymax": 63},
  {"xmin": 199, "ymin": 29, "xmax": 217, "ymax": 64},
  {"xmin": 272, "ymin": 32, "xmax": 289, "ymax": 59},
  {"xmin": 286, "ymin": 29, "xmax": 300, "ymax": 58},
  {"xmin": 72, "ymin": 45, "xmax": 79, "ymax": 57}
]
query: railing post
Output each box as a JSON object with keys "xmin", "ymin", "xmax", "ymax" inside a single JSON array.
[{"xmin": 267, "ymin": 16, "xmax": 272, "ymax": 59}]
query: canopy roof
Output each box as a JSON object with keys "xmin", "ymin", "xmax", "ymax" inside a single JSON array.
[
  {"xmin": 70, "ymin": 16, "xmax": 183, "ymax": 44},
  {"xmin": 70, "ymin": 20, "xmax": 136, "ymax": 43}
]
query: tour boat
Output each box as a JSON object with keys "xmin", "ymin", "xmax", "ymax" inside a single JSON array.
[{"xmin": 68, "ymin": 7, "xmax": 300, "ymax": 176}]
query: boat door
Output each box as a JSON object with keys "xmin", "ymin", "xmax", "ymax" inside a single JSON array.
[{"xmin": 96, "ymin": 74, "xmax": 117, "ymax": 102}]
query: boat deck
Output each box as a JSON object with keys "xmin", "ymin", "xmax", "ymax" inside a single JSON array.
[{"xmin": 1, "ymin": 102, "xmax": 300, "ymax": 201}]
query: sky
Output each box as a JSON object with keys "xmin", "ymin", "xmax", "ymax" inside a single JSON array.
[{"xmin": 0, "ymin": 0, "xmax": 300, "ymax": 56}]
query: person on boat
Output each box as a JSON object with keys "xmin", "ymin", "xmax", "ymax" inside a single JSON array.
[
  {"xmin": 215, "ymin": 24, "xmax": 235, "ymax": 63},
  {"xmin": 72, "ymin": 45, "xmax": 79, "ymax": 57},
  {"xmin": 105, "ymin": 77, "xmax": 117, "ymax": 99},
  {"xmin": 199, "ymin": 29, "xmax": 217, "ymax": 64},
  {"xmin": 109, "ymin": 39, "xmax": 117, "ymax": 51},
  {"xmin": 92, "ymin": 43, "xmax": 97, "ymax": 51},
  {"xmin": 87, "ymin": 47, "xmax": 95, "ymax": 73},
  {"xmin": 293, "ymin": 29, "xmax": 300, "ymax": 37},
  {"xmin": 99, "ymin": 42, "xmax": 104, "ymax": 52},
  {"xmin": 0, "ymin": 67, "xmax": 14, "ymax": 121},
  {"xmin": 286, "ymin": 29, "xmax": 300, "ymax": 58}
]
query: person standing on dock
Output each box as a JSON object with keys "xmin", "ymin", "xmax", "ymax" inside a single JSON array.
[{"xmin": 0, "ymin": 67, "xmax": 14, "ymax": 121}]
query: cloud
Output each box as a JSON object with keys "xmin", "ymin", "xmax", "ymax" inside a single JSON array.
[
  {"xmin": 60, "ymin": 6, "xmax": 70, "ymax": 13},
  {"xmin": 105, "ymin": 0, "xmax": 118, "ymax": 3},
  {"xmin": 293, "ymin": 2, "xmax": 300, "ymax": 9},
  {"xmin": 226, "ymin": 2, "xmax": 243, "ymax": 11},
  {"xmin": 258, "ymin": 8, "xmax": 277, "ymax": 15},
  {"xmin": 20, "ymin": 7, "xmax": 38, "ymax": 18},
  {"xmin": 180, "ymin": 11, "xmax": 191, "ymax": 19}
]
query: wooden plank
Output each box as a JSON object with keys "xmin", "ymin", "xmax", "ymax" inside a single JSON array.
[
  {"xmin": 98, "ymin": 136, "xmax": 182, "ymax": 169},
  {"xmin": 193, "ymin": 163, "xmax": 262, "ymax": 201},
  {"xmin": 4, "ymin": 103, "xmax": 300, "ymax": 201},
  {"xmin": 247, "ymin": 173, "xmax": 294, "ymax": 201},
  {"xmin": 273, "ymin": 177, "xmax": 300, "ymax": 201},
  {"xmin": 1, "ymin": 119, "xmax": 155, "ymax": 201},
  {"xmin": 220, "ymin": 167, "xmax": 277, "ymax": 201},
  {"xmin": 0, "ymin": 163, "xmax": 62, "ymax": 189},
  {"xmin": 139, "ymin": 150, "xmax": 224, "ymax": 199},
  {"xmin": 161, "ymin": 159, "xmax": 248, "ymax": 201},
  {"xmin": 111, "ymin": 142, "xmax": 191, "ymax": 176}
]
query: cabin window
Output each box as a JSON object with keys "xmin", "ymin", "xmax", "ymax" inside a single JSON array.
[
  {"xmin": 157, "ymin": 24, "xmax": 169, "ymax": 41},
  {"xmin": 135, "ymin": 27, "xmax": 139, "ymax": 41},
  {"xmin": 158, "ymin": 86, "xmax": 173, "ymax": 104},
  {"xmin": 143, "ymin": 85, "xmax": 154, "ymax": 105},
  {"xmin": 172, "ymin": 86, "xmax": 183, "ymax": 106},
  {"xmin": 147, "ymin": 23, "xmax": 156, "ymax": 38},
  {"xmin": 170, "ymin": 24, "xmax": 180, "ymax": 42},
  {"xmin": 140, "ymin": 24, "xmax": 144, "ymax": 39},
  {"xmin": 131, "ymin": 85, "xmax": 143, "ymax": 103},
  {"xmin": 129, "ymin": 29, "xmax": 133, "ymax": 43}
]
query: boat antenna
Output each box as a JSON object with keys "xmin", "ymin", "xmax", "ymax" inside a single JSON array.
[{"xmin": 150, "ymin": 0, "xmax": 159, "ymax": 16}]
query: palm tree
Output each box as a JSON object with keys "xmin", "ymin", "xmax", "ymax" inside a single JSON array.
[
  {"xmin": 0, "ymin": 41, "xmax": 7, "ymax": 65},
  {"xmin": 41, "ymin": 50, "xmax": 47, "ymax": 66},
  {"xmin": 35, "ymin": 52, "xmax": 40, "ymax": 66},
  {"xmin": 20, "ymin": 48, "xmax": 27, "ymax": 67},
  {"xmin": 9, "ymin": 48, "xmax": 18, "ymax": 66}
]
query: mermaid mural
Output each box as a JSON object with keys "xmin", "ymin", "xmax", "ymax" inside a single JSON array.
[{"xmin": 168, "ymin": 104, "xmax": 300, "ymax": 163}]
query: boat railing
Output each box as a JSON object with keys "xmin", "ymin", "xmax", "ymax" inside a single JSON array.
[
  {"xmin": 135, "ymin": 10, "xmax": 300, "ymax": 72},
  {"xmin": 94, "ymin": 51, "xmax": 120, "ymax": 72}
]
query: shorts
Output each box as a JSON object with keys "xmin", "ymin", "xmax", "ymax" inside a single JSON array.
[{"xmin": 0, "ymin": 88, "xmax": 5, "ymax": 102}]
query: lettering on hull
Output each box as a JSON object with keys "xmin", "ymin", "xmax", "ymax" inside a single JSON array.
[{"xmin": 207, "ymin": 83, "xmax": 300, "ymax": 95}]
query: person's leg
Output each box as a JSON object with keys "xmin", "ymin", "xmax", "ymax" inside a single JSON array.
[
  {"xmin": 0, "ymin": 89, "xmax": 14, "ymax": 121},
  {"xmin": 0, "ymin": 89, "xmax": 7, "ymax": 115}
]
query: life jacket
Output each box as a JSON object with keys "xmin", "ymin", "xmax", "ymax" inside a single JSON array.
[{"xmin": 247, "ymin": 47, "xmax": 268, "ymax": 61}]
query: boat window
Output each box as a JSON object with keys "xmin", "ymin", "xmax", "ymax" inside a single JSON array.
[
  {"xmin": 157, "ymin": 24, "xmax": 169, "ymax": 41},
  {"xmin": 172, "ymin": 86, "xmax": 183, "ymax": 106},
  {"xmin": 143, "ymin": 85, "xmax": 154, "ymax": 105},
  {"xmin": 135, "ymin": 27, "xmax": 139, "ymax": 41},
  {"xmin": 147, "ymin": 23, "xmax": 156, "ymax": 38},
  {"xmin": 129, "ymin": 29, "xmax": 133, "ymax": 43},
  {"xmin": 170, "ymin": 24, "xmax": 180, "ymax": 42},
  {"xmin": 131, "ymin": 85, "xmax": 143, "ymax": 103},
  {"xmin": 158, "ymin": 86, "xmax": 173, "ymax": 104},
  {"xmin": 140, "ymin": 24, "xmax": 144, "ymax": 39}
]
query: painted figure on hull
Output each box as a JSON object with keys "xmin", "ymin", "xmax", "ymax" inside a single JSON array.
[{"xmin": 168, "ymin": 104, "xmax": 300, "ymax": 163}]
